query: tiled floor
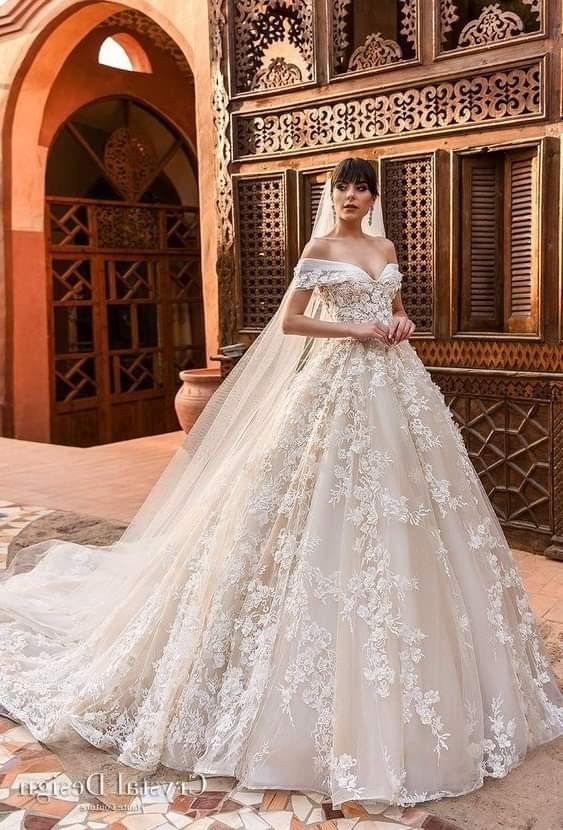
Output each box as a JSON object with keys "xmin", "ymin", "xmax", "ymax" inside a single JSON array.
[
  {"xmin": 0, "ymin": 434, "xmax": 562, "ymax": 830},
  {"xmin": 0, "ymin": 719, "xmax": 455, "ymax": 830},
  {"xmin": 0, "ymin": 432, "xmax": 185, "ymax": 524}
]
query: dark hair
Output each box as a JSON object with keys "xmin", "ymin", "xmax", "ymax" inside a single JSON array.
[{"xmin": 330, "ymin": 157, "xmax": 378, "ymax": 197}]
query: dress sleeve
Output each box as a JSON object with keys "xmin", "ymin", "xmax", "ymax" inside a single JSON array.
[
  {"xmin": 292, "ymin": 261, "xmax": 322, "ymax": 290},
  {"xmin": 292, "ymin": 259, "xmax": 353, "ymax": 290}
]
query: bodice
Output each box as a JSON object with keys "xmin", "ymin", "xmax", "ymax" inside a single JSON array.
[{"xmin": 292, "ymin": 257, "xmax": 403, "ymax": 325}]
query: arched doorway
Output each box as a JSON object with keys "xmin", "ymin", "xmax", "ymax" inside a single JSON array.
[
  {"xmin": 46, "ymin": 97, "xmax": 205, "ymax": 446},
  {"xmin": 1, "ymin": 1, "xmax": 219, "ymax": 445}
]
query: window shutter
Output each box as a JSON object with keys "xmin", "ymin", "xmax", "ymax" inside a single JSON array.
[
  {"xmin": 461, "ymin": 155, "xmax": 503, "ymax": 331},
  {"xmin": 310, "ymin": 180, "xmax": 325, "ymax": 228},
  {"xmin": 504, "ymin": 149, "xmax": 538, "ymax": 333}
]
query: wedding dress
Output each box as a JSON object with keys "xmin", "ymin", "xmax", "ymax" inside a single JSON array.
[{"xmin": 0, "ymin": 188, "xmax": 562, "ymax": 809}]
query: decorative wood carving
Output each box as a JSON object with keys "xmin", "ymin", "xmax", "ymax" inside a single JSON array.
[
  {"xmin": 549, "ymin": 400, "xmax": 563, "ymax": 555},
  {"xmin": 459, "ymin": 4, "xmax": 524, "ymax": 47},
  {"xmin": 209, "ymin": 0, "xmax": 237, "ymax": 346},
  {"xmin": 348, "ymin": 33, "xmax": 403, "ymax": 71},
  {"xmin": 439, "ymin": 0, "xmax": 543, "ymax": 53},
  {"xmin": 381, "ymin": 155, "xmax": 434, "ymax": 334},
  {"xmin": 434, "ymin": 372, "xmax": 553, "ymax": 533},
  {"xmin": 234, "ymin": 60, "xmax": 543, "ymax": 159},
  {"xmin": 97, "ymin": 11, "xmax": 193, "ymax": 77},
  {"xmin": 48, "ymin": 197, "xmax": 204, "ymax": 445},
  {"xmin": 252, "ymin": 56, "xmax": 303, "ymax": 89},
  {"xmin": 414, "ymin": 340, "xmax": 562, "ymax": 373},
  {"xmin": 332, "ymin": 0, "xmax": 417, "ymax": 76},
  {"xmin": 104, "ymin": 128, "xmax": 158, "ymax": 203},
  {"xmin": 231, "ymin": 0, "xmax": 314, "ymax": 95},
  {"xmin": 235, "ymin": 175, "xmax": 288, "ymax": 330}
]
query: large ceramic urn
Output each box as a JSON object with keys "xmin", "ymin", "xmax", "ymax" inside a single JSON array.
[{"xmin": 175, "ymin": 367, "xmax": 222, "ymax": 432}]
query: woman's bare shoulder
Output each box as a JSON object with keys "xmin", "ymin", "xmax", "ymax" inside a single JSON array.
[
  {"xmin": 300, "ymin": 237, "xmax": 332, "ymax": 261},
  {"xmin": 370, "ymin": 235, "xmax": 397, "ymax": 262}
]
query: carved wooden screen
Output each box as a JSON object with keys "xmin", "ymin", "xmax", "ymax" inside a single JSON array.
[
  {"xmin": 233, "ymin": 58, "xmax": 543, "ymax": 162},
  {"xmin": 229, "ymin": 0, "xmax": 315, "ymax": 96},
  {"xmin": 380, "ymin": 154, "xmax": 435, "ymax": 334},
  {"xmin": 459, "ymin": 147, "xmax": 539, "ymax": 334},
  {"xmin": 331, "ymin": 0, "xmax": 419, "ymax": 77},
  {"xmin": 46, "ymin": 99, "xmax": 204, "ymax": 446},
  {"xmin": 438, "ymin": 0, "xmax": 544, "ymax": 55},
  {"xmin": 48, "ymin": 201, "xmax": 204, "ymax": 445},
  {"xmin": 445, "ymin": 380, "xmax": 550, "ymax": 536},
  {"xmin": 234, "ymin": 173, "xmax": 290, "ymax": 331}
]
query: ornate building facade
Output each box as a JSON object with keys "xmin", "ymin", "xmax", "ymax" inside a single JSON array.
[
  {"xmin": 0, "ymin": 0, "xmax": 561, "ymax": 555},
  {"xmin": 216, "ymin": 1, "xmax": 563, "ymax": 558}
]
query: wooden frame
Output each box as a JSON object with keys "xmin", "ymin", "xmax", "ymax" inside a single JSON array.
[
  {"xmin": 326, "ymin": 0, "xmax": 422, "ymax": 84},
  {"xmin": 378, "ymin": 149, "xmax": 441, "ymax": 339},
  {"xmin": 226, "ymin": 0, "xmax": 319, "ymax": 101},
  {"xmin": 432, "ymin": 0, "xmax": 548, "ymax": 62},
  {"xmin": 231, "ymin": 53, "xmax": 548, "ymax": 161},
  {"xmin": 451, "ymin": 137, "xmax": 546, "ymax": 340},
  {"xmin": 232, "ymin": 169, "xmax": 297, "ymax": 335}
]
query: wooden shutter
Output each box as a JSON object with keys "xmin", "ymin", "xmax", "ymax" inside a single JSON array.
[
  {"xmin": 460, "ymin": 155, "xmax": 503, "ymax": 331},
  {"xmin": 309, "ymin": 180, "xmax": 325, "ymax": 229},
  {"xmin": 503, "ymin": 149, "xmax": 538, "ymax": 333}
]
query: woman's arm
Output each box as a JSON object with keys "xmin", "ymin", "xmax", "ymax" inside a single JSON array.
[
  {"xmin": 282, "ymin": 287, "xmax": 392, "ymax": 343},
  {"xmin": 281, "ymin": 288, "xmax": 354, "ymax": 338}
]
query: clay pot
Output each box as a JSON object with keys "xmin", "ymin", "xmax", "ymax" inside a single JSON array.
[{"xmin": 175, "ymin": 367, "xmax": 222, "ymax": 432}]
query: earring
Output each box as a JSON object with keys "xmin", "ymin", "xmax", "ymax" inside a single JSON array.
[
  {"xmin": 332, "ymin": 201, "xmax": 336, "ymax": 220},
  {"xmin": 368, "ymin": 204, "xmax": 374, "ymax": 223}
]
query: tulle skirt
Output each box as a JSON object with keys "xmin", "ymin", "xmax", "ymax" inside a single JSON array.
[{"xmin": 0, "ymin": 336, "xmax": 562, "ymax": 808}]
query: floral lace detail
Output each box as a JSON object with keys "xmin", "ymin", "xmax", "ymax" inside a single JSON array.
[{"xmin": 0, "ymin": 262, "xmax": 562, "ymax": 810}]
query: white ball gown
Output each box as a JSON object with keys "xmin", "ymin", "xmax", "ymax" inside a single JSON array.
[{"xmin": 0, "ymin": 256, "xmax": 562, "ymax": 810}]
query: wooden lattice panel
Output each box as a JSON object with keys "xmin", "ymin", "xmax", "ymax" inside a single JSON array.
[
  {"xmin": 234, "ymin": 60, "xmax": 543, "ymax": 158},
  {"xmin": 96, "ymin": 206, "xmax": 159, "ymax": 250},
  {"xmin": 381, "ymin": 155, "xmax": 434, "ymax": 333},
  {"xmin": 231, "ymin": 0, "xmax": 314, "ymax": 95},
  {"xmin": 235, "ymin": 175, "xmax": 288, "ymax": 330},
  {"xmin": 433, "ymin": 371, "xmax": 556, "ymax": 535},
  {"xmin": 413, "ymin": 339, "xmax": 563, "ymax": 373},
  {"xmin": 439, "ymin": 0, "xmax": 543, "ymax": 54},
  {"xmin": 166, "ymin": 210, "xmax": 200, "ymax": 250},
  {"xmin": 48, "ymin": 203, "xmax": 90, "ymax": 247},
  {"xmin": 332, "ymin": 0, "xmax": 418, "ymax": 76}
]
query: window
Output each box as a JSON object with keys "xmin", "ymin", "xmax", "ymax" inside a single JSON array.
[
  {"xmin": 458, "ymin": 147, "xmax": 539, "ymax": 335},
  {"xmin": 331, "ymin": 0, "xmax": 417, "ymax": 77},
  {"xmin": 439, "ymin": 0, "xmax": 542, "ymax": 54},
  {"xmin": 98, "ymin": 34, "xmax": 152, "ymax": 73}
]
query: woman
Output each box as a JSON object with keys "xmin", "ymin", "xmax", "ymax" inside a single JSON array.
[{"xmin": 0, "ymin": 157, "xmax": 561, "ymax": 810}]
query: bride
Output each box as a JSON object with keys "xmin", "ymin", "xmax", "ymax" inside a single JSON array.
[{"xmin": 0, "ymin": 156, "xmax": 562, "ymax": 810}]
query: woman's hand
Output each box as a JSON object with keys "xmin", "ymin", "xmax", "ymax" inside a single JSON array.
[
  {"xmin": 348, "ymin": 321, "xmax": 391, "ymax": 343},
  {"xmin": 386, "ymin": 312, "xmax": 415, "ymax": 344}
]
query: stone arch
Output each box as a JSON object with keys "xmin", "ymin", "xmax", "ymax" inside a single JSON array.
[{"xmin": 1, "ymin": 0, "xmax": 218, "ymax": 441}]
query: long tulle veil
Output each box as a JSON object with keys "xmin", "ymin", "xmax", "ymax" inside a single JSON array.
[{"xmin": 0, "ymin": 178, "xmax": 386, "ymax": 641}]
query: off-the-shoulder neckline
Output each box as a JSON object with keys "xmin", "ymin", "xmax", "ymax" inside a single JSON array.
[{"xmin": 299, "ymin": 257, "xmax": 399, "ymax": 283}]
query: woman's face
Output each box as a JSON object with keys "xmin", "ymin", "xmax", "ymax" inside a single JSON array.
[{"xmin": 332, "ymin": 178, "xmax": 375, "ymax": 223}]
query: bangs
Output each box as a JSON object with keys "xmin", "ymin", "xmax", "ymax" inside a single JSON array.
[{"xmin": 331, "ymin": 157, "xmax": 378, "ymax": 196}]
